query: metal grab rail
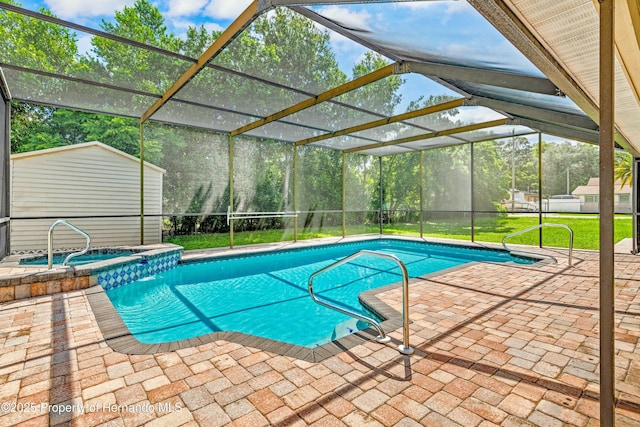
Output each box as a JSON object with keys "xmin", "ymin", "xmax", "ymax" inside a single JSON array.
[
  {"xmin": 502, "ymin": 223, "xmax": 573, "ymax": 266},
  {"xmin": 226, "ymin": 205, "xmax": 298, "ymax": 226},
  {"xmin": 48, "ymin": 220, "xmax": 91, "ymax": 269},
  {"xmin": 308, "ymin": 250, "xmax": 414, "ymax": 355}
]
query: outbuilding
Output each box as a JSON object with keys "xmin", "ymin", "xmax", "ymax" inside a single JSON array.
[
  {"xmin": 572, "ymin": 177, "xmax": 632, "ymax": 214},
  {"xmin": 10, "ymin": 141, "xmax": 165, "ymax": 252}
]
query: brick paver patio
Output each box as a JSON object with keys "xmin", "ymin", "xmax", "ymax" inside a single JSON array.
[{"xmin": 1, "ymin": 243, "xmax": 639, "ymax": 426}]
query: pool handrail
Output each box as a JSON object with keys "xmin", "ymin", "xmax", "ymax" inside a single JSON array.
[
  {"xmin": 307, "ymin": 249, "xmax": 414, "ymax": 355},
  {"xmin": 48, "ymin": 220, "xmax": 91, "ymax": 269},
  {"xmin": 502, "ymin": 223, "xmax": 573, "ymax": 266}
]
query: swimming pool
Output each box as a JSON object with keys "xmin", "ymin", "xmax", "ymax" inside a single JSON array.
[{"xmin": 106, "ymin": 239, "xmax": 535, "ymax": 348}]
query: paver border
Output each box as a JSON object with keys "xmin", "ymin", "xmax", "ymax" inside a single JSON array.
[{"xmin": 86, "ymin": 279, "xmax": 412, "ymax": 362}]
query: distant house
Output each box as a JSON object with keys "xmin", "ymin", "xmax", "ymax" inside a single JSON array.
[
  {"xmin": 11, "ymin": 142, "xmax": 166, "ymax": 251},
  {"xmin": 571, "ymin": 177, "xmax": 632, "ymax": 213}
]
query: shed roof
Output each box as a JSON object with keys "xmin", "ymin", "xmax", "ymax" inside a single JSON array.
[
  {"xmin": 10, "ymin": 141, "xmax": 166, "ymax": 174},
  {"xmin": 1, "ymin": 1, "xmax": 638, "ymax": 156}
]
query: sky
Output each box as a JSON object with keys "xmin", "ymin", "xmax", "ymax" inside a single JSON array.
[{"xmin": 9, "ymin": 0, "xmax": 570, "ymax": 142}]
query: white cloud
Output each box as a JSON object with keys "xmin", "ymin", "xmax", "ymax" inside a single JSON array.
[
  {"xmin": 395, "ymin": 0, "xmax": 474, "ymax": 14},
  {"xmin": 313, "ymin": 5, "xmax": 373, "ymax": 74},
  {"xmin": 455, "ymin": 106, "xmax": 506, "ymax": 125},
  {"xmin": 200, "ymin": 21, "xmax": 224, "ymax": 33},
  {"xmin": 43, "ymin": 0, "xmax": 134, "ymax": 20},
  {"xmin": 165, "ymin": 0, "xmax": 208, "ymax": 18},
  {"xmin": 169, "ymin": 18, "xmax": 223, "ymax": 39},
  {"xmin": 316, "ymin": 5, "xmax": 372, "ymax": 32},
  {"xmin": 203, "ymin": 0, "xmax": 253, "ymax": 20},
  {"xmin": 76, "ymin": 33, "xmax": 93, "ymax": 56}
]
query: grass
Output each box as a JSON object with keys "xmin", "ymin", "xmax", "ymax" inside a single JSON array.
[{"xmin": 165, "ymin": 214, "xmax": 632, "ymax": 251}]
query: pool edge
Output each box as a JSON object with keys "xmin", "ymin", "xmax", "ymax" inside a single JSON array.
[
  {"xmin": 86, "ymin": 237, "xmax": 549, "ymax": 361},
  {"xmin": 85, "ymin": 281, "xmax": 409, "ymax": 363}
]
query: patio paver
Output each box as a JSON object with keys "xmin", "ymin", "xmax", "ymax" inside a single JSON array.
[{"xmin": 1, "ymin": 245, "xmax": 639, "ymax": 426}]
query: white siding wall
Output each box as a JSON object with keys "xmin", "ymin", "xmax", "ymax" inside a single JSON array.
[{"xmin": 10, "ymin": 143, "xmax": 164, "ymax": 251}]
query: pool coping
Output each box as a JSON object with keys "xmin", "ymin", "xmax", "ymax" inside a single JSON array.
[{"xmin": 85, "ymin": 277, "xmax": 411, "ymax": 363}]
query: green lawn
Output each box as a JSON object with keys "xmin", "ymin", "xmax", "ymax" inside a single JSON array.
[
  {"xmin": 165, "ymin": 214, "xmax": 632, "ymax": 251},
  {"xmin": 405, "ymin": 214, "xmax": 631, "ymax": 249}
]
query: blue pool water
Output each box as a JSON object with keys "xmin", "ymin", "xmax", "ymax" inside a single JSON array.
[
  {"xmin": 106, "ymin": 239, "xmax": 534, "ymax": 347},
  {"xmin": 20, "ymin": 250, "xmax": 140, "ymax": 266}
]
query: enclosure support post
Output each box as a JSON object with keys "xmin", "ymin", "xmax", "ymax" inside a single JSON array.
[
  {"xmin": 599, "ymin": 0, "xmax": 616, "ymax": 424},
  {"xmin": 379, "ymin": 156, "xmax": 383, "ymax": 235},
  {"xmin": 342, "ymin": 152, "xmax": 346, "ymax": 238},
  {"xmin": 538, "ymin": 133, "xmax": 543, "ymax": 247},
  {"xmin": 139, "ymin": 122, "xmax": 144, "ymax": 245},
  {"xmin": 229, "ymin": 135, "xmax": 234, "ymax": 249},
  {"xmin": 633, "ymin": 158, "xmax": 639, "ymax": 254},
  {"xmin": 293, "ymin": 145, "xmax": 298, "ymax": 242},
  {"xmin": 470, "ymin": 142, "xmax": 475, "ymax": 242},
  {"xmin": 0, "ymin": 69, "xmax": 10, "ymax": 257},
  {"xmin": 419, "ymin": 150, "xmax": 424, "ymax": 238}
]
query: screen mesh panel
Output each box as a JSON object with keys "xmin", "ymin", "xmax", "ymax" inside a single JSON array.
[
  {"xmin": 295, "ymin": 145, "xmax": 343, "ymax": 237},
  {"xmin": 3, "ymin": 67, "xmax": 157, "ymax": 117},
  {"xmin": 406, "ymin": 135, "xmax": 466, "ymax": 150},
  {"xmin": 349, "ymin": 122, "xmax": 418, "ymax": 143},
  {"xmin": 423, "ymin": 144, "xmax": 472, "ymax": 212},
  {"xmin": 172, "ymin": 65, "xmax": 310, "ymax": 119},
  {"xmin": 231, "ymin": 136, "xmax": 295, "ymax": 242},
  {"xmin": 245, "ymin": 121, "xmax": 324, "ymax": 142},
  {"xmin": 405, "ymin": 106, "xmax": 506, "ymax": 129},
  {"xmin": 0, "ymin": 7, "xmax": 192, "ymax": 95},
  {"xmin": 320, "ymin": 71, "xmax": 460, "ymax": 133},
  {"xmin": 472, "ymin": 140, "xmax": 509, "ymax": 213},
  {"xmin": 147, "ymin": 123, "xmax": 230, "ymax": 238},
  {"xmin": 358, "ymin": 145, "xmax": 413, "ymax": 156},
  {"xmin": 285, "ymin": 103, "xmax": 382, "ymax": 133},
  {"xmin": 381, "ymin": 151, "xmax": 421, "ymax": 235},
  {"xmin": 541, "ymin": 139, "xmax": 599, "ymax": 209},
  {"xmin": 452, "ymin": 125, "xmax": 535, "ymax": 145},
  {"xmin": 344, "ymin": 153, "xmax": 380, "ymax": 235},
  {"xmin": 208, "ymin": 8, "xmax": 369, "ymax": 97},
  {"xmin": 309, "ymin": 134, "xmax": 380, "ymax": 151},
  {"xmin": 150, "ymin": 99, "xmax": 258, "ymax": 132},
  {"xmin": 305, "ymin": 1, "xmax": 545, "ymax": 77},
  {"xmin": 331, "ymin": 74, "xmax": 411, "ymax": 116}
]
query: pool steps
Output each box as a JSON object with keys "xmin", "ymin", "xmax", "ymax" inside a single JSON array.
[{"xmin": 308, "ymin": 249, "xmax": 414, "ymax": 355}]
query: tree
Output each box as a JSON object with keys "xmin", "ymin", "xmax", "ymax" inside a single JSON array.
[
  {"xmin": 473, "ymin": 141, "xmax": 510, "ymax": 211},
  {"xmin": 423, "ymin": 144, "xmax": 471, "ymax": 212},
  {"xmin": 381, "ymin": 152, "xmax": 421, "ymax": 222},
  {"xmin": 344, "ymin": 51, "xmax": 404, "ymax": 115},
  {"xmin": 2, "ymin": 0, "xmax": 80, "ymax": 153},
  {"xmin": 541, "ymin": 141, "xmax": 599, "ymax": 197},
  {"xmin": 90, "ymin": 0, "xmax": 184, "ymax": 93},
  {"xmin": 344, "ymin": 153, "xmax": 379, "ymax": 225},
  {"xmin": 0, "ymin": 0, "xmax": 78, "ymax": 73},
  {"xmin": 10, "ymin": 103, "xmax": 67, "ymax": 153},
  {"xmin": 614, "ymin": 152, "xmax": 633, "ymax": 188},
  {"xmin": 496, "ymin": 136, "xmax": 537, "ymax": 195}
]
